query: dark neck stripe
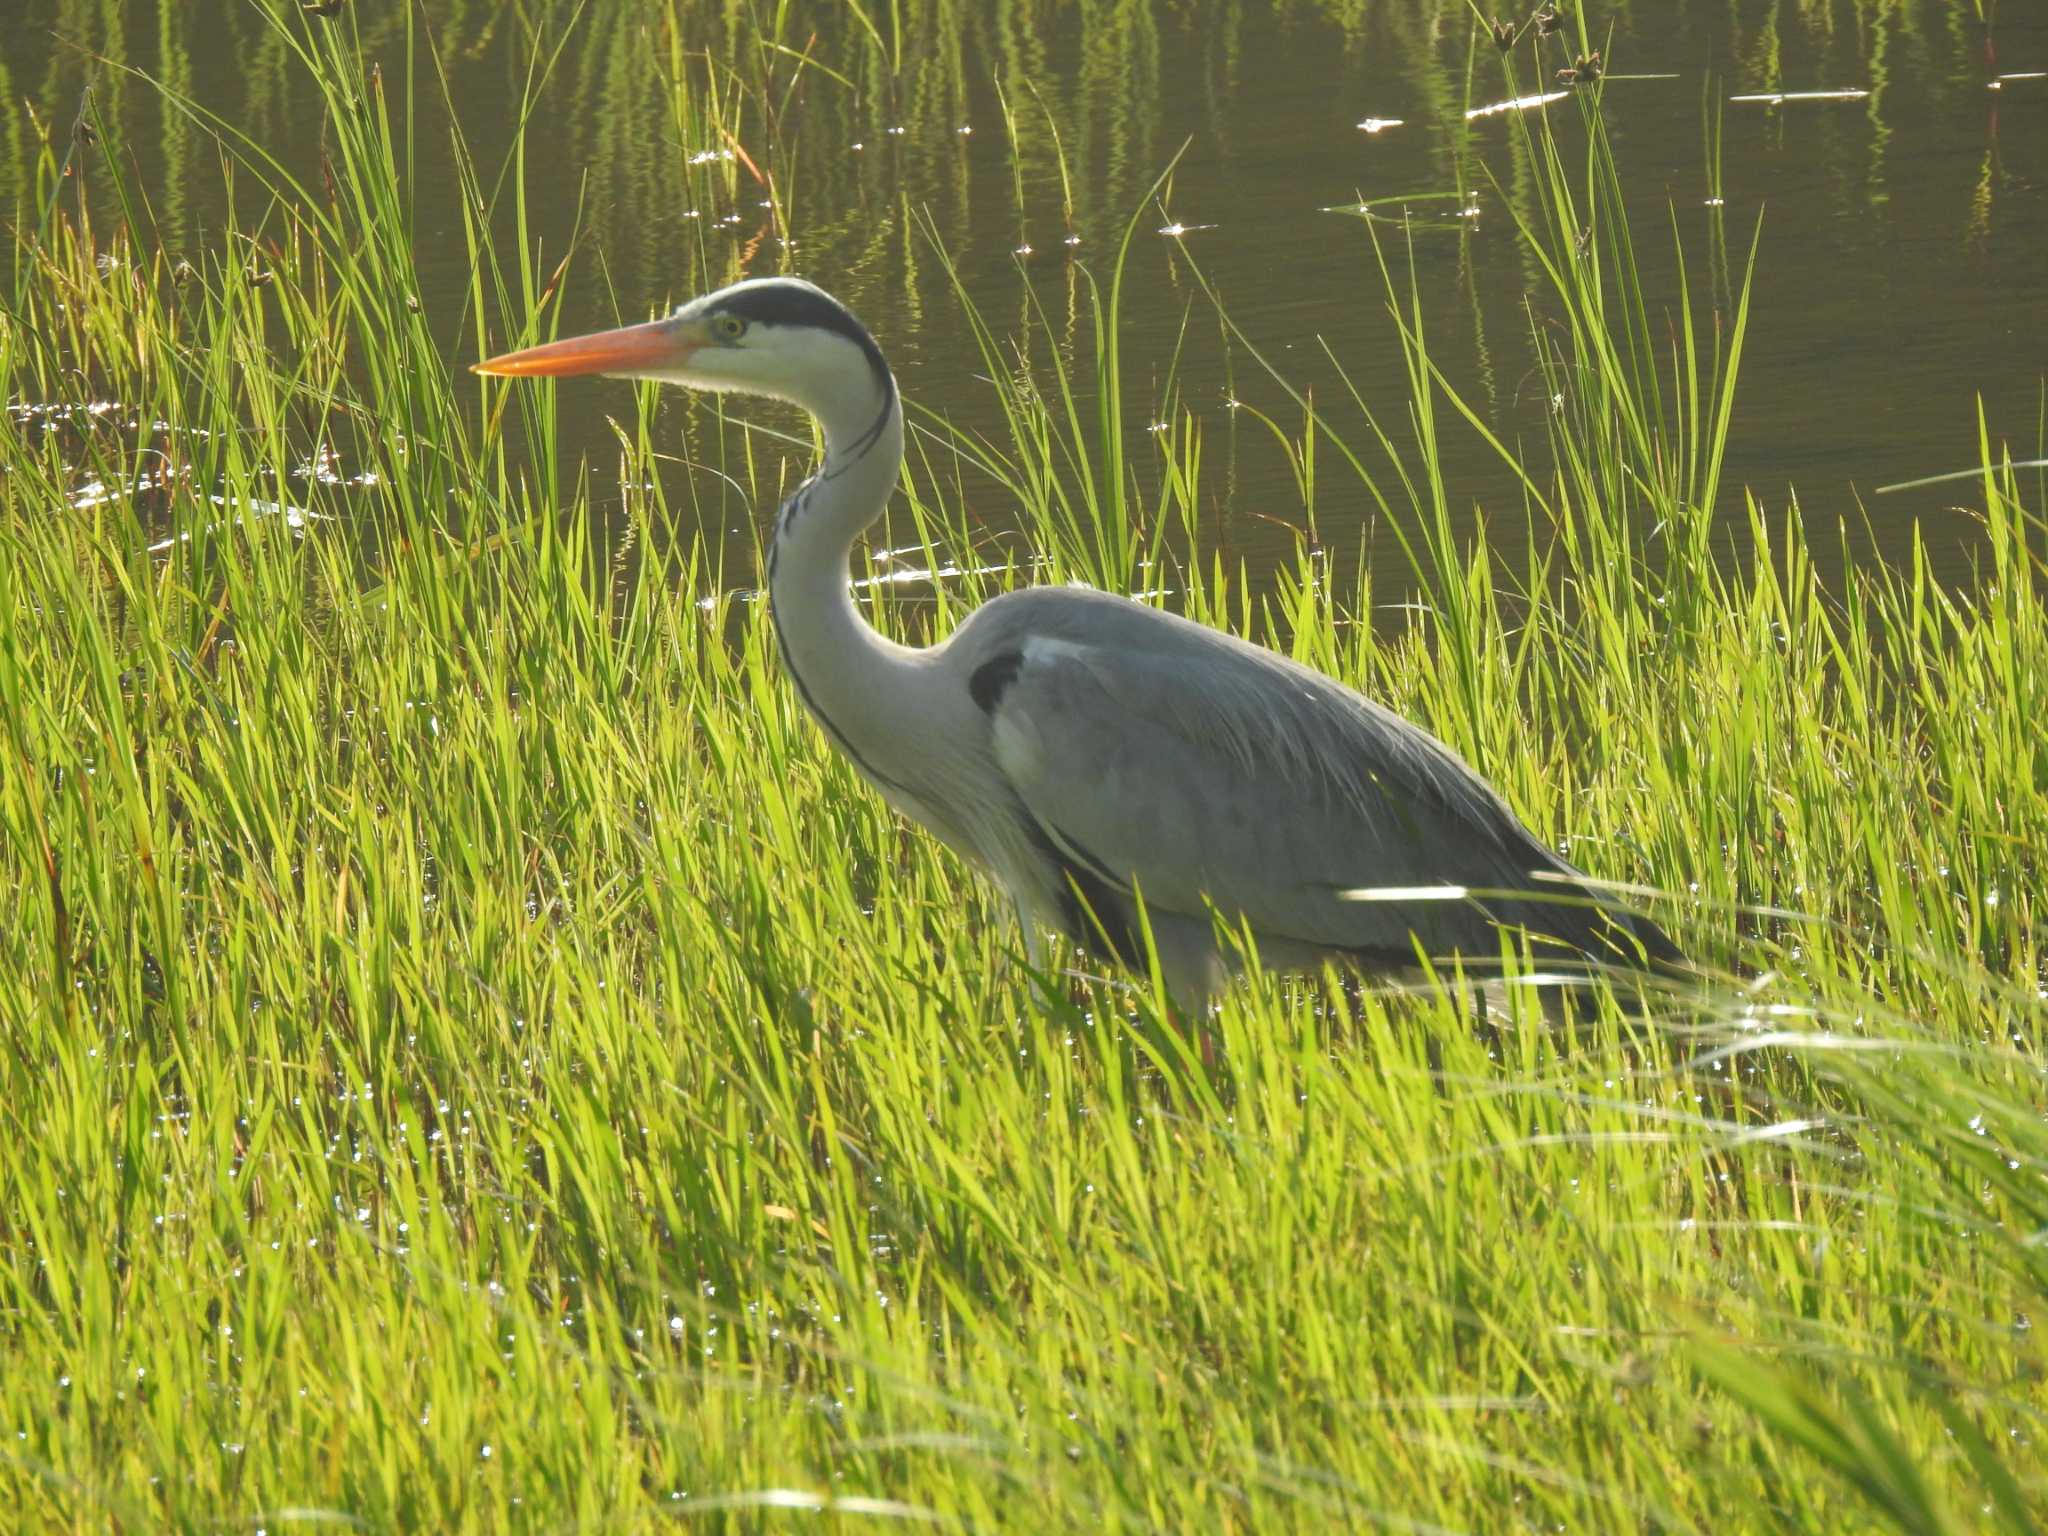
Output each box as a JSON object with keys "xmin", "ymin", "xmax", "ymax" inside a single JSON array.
[{"xmin": 818, "ymin": 380, "xmax": 897, "ymax": 480}]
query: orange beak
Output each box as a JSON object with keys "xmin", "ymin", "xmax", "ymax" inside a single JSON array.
[{"xmin": 471, "ymin": 314, "xmax": 707, "ymax": 378}]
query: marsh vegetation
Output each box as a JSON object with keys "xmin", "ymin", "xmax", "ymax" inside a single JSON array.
[{"xmin": 0, "ymin": 1, "xmax": 2044, "ymax": 1530}]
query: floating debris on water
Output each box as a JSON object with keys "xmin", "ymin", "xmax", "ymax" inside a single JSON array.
[
  {"xmin": 7, "ymin": 400, "xmax": 375, "ymax": 558},
  {"xmin": 145, "ymin": 497, "xmax": 333, "ymax": 554},
  {"xmin": 1729, "ymin": 88, "xmax": 1871, "ymax": 104},
  {"xmin": 695, "ymin": 553, "xmax": 1025, "ymax": 611},
  {"xmin": 8, "ymin": 399, "xmax": 171, "ymax": 438},
  {"xmin": 1874, "ymin": 458, "xmax": 2048, "ymax": 495},
  {"xmin": 1466, "ymin": 91, "xmax": 1569, "ymax": 120},
  {"xmin": 852, "ymin": 560, "xmax": 1008, "ymax": 591},
  {"xmin": 70, "ymin": 467, "xmax": 172, "ymax": 511},
  {"xmin": 1326, "ymin": 191, "xmax": 1481, "ymax": 228},
  {"xmin": 1337, "ymin": 883, "xmax": 1471, "ymax": 903}
]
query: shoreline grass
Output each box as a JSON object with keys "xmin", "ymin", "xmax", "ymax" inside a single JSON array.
[{"xmin": 2, "ymin": 4, "xmax": 2044, "ymax": 1531}]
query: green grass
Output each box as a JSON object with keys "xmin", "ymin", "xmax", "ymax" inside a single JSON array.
[{"xmin": 2, "ymin": 4, "xmax": 2045, "ymax": 1531}]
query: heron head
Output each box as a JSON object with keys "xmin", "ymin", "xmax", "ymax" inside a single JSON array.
[{"xmin": 472, "ymin": 276, "xmax": 891, "ymax": 418}]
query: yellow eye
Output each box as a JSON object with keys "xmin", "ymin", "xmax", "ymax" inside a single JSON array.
[{"xmin": 713, "ymin": 313, "xmax": 746, "ymax": 341}]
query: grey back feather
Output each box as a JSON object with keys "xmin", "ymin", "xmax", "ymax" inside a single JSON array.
[{"xmin": 948, "ymin": 585, "xmax": 1677, "ymax": 968}]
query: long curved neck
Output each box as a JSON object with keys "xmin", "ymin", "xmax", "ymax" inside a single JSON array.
[
  {"xmin": 766, "ymin": 370, "xmax": 924, "ymax": 786},
  {"xmin": 768, "ymin": 371, "xmax": 903, "ymax": 621}
]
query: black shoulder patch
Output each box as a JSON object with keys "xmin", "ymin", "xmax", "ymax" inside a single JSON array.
[{"xmin": 967, "ymin": 650, "xmax": 1024, "ymax": 715}]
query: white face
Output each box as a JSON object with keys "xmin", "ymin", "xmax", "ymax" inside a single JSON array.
[
  {"xmin": 647, "ymin": 281, "xmax": 890, "ymax": 421},
  {"xmin": 636, "ymin": 295, "xmax": 810, "ymax": 398}
]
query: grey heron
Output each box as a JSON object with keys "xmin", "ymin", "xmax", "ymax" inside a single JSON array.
[{"xmin": 475, "ymin": 276, "xmax": 1681, "ymax": 999}]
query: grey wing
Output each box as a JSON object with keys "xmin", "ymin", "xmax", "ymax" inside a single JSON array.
[{"xmin": 980, "ymin": 618, "xmax": 1647, "ymax": 964}]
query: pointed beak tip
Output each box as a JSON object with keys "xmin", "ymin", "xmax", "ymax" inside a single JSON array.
[
  {"xmin": 473, "ymin": 354, "xmax": 544, "ymax": 379},
  {"xmin": 468, "ymin": 316, "xmax": 701, "ymax": 382}
]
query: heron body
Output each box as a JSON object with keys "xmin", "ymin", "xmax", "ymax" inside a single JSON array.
[{"xmin": 477, "ymin": 277, "xmax": 1679, "ymax": 998}]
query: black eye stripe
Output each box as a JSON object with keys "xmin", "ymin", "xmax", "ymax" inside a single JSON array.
[{"xmin": 707, "ymin": 280, "xmax": 890, "ymax": 390}]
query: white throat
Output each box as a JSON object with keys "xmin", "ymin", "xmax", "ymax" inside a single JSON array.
[{"xmin": 762, "ymin": 364, "xmax": 937, "ymax": 804}]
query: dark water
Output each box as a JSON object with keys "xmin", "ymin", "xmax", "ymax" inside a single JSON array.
[{"xmin": 4, "ymin": 0, "xmax": 2045, "ymax": 588}]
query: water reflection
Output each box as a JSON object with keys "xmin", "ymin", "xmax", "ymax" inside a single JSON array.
[{"xmin": 3, "ymin": 0, "xmax": 2044, "ymax": 587}]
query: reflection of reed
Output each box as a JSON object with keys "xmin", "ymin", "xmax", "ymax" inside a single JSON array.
[
  {"xmin": 18, "ymin": 0, "xmax": 2005, "ymax": 323},
  {"xmin": 8, "ymin": 0, "xmax": 2038, "ymax": 589},
  {"xmin": 0, "ymin": 50, "xmax": 19, "ymax": 215}
]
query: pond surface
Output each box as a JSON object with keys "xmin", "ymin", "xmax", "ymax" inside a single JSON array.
[{"xmin": 5, "ymin": 0, "xmax": 2045, "ymax": 589}]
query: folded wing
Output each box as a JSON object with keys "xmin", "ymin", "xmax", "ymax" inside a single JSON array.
[{"xmin": 975, "ymin": 598, "xmax": 1671, "ymax": 966}]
